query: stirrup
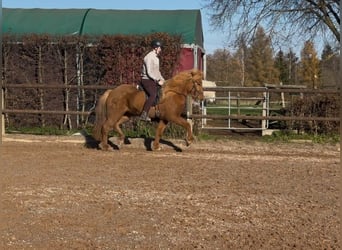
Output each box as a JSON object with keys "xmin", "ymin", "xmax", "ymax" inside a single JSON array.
[{"xmin": 140, "ymin": 111, "xmax": 151, "ymax": 122}]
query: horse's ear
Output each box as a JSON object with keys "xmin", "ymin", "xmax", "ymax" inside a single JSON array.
[{"xmin": 190, "ymin": 69, "xmax": 202, "ymax": 79}]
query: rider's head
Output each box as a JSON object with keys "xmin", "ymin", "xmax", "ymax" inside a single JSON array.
[
  {"xmin": 151, "ymin": 40, "xmax": 162, "ymax": 49},
  {"xmin": 151, "ymin": 40, "xmax": 162, "ymax": 55}
]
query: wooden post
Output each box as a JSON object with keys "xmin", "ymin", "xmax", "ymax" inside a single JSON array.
[
  {"xmin": 1, "ymin": 87, "xmax": 4, "ymax": 141},
  {"xmin": 280, "ymin": 81, "xmax": 285, "ymax": 108},
  {"xmin": 186, "ymin": 96, "xmax": 193, "ymax": 132},
  {"xmin": 202, "ymin": 104, "xmax": 207, "ymax": 125},
  {"xmin": 261, "ymin": 91, "xmax": 267, "ymax": 130}
]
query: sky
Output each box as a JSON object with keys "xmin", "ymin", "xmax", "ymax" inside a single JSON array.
[{"xmin": 2, "ymin": 0, "xmax": 228, "ymax": 54}]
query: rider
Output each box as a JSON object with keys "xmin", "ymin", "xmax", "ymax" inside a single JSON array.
[{"xmin": 140, "ymin": 40, "xmax": 165, "ymax": 121}]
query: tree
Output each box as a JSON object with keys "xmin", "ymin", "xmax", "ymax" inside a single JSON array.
[
  {"xmin": 206, "ymin": 49, "xmax": 230, "ymax": 82},
  {"xmin": 245, "ymin": 26, "xmax": 279, "ymax": 86},
  {"xmin": 203, "ymin": 0, "xmax": 340, "ymax": 45},
  {"xmin": 320, "ymin": 44, "xmax": 340, "ymax": 87},
  {"xmin": 274, "ymin": 50, "xmax": 288, "ymax": 84},
  {"xmin": 207, "ymin": 35, "xmax": 248, "ymax": 86},
  {"xmin": 206, "ymin": 46, "xmax": 249, "ymax": 86},
  {"xmin": 274, "ymin": 49, "xmax": 299, "ymax": 85},
  {"xmin": 286, "ymin": 49, "xmax": 299, "ymax": 85},
  {"xmin": 299, "ymin": 40, "xmax": 320, "ymax": 88},
  {"xmin": 233, "ymin": 36, "xmax": 248, "ymax": 87}
]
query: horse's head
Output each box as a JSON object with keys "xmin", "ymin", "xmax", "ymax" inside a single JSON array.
[
  {"xmin": 163, "ymin": 69, "xmax": 204, "ymax": 101},
  {"xmin": 187, "ymin": 69, "xmax": 204, "ymax": 101}
]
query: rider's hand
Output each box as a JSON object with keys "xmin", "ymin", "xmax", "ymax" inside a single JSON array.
[{"xmin": 158, "ymin": 80, "xmax": 164, "ymax": 86}]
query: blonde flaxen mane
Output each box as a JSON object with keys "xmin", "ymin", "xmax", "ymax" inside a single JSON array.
[{"xmin": 160, "ymin": 69, "xmax": 203, "ymax": 101}]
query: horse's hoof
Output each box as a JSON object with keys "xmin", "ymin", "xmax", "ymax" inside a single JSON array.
[
  {"xmin": 98, "ymin": 143, "xmax": 106, "ymax": 150},
  {"xmin": 99, "ymin": 143, "xmax": 114, "ymax": 151},
  {"xmin": 116, "ymin": 140, "xmax": 124, "ymax": 149},
  {"xmin": 153, "ymin": 145, "xmax": 162, "ymax": 151},
  {"xmin": 185, "ymin": 136, "xmax": 195, "ymax": 147},
  {"xmin": 185, "ymin": 140, "xmax": 193, "ymax": 147}
]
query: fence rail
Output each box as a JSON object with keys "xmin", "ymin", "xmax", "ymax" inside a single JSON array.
[
  {"xmin": 2, "ymin": 109, "xmax": 92, "ymax": 116},
  {"xmin": 1, "ymin": 84, "xmax": 340, "ymax": 136},
  {"xmin": 2, "ymin": 84, "xmax": 115, "ymax": 90},
  {"xmin": 202, "ymin": 86, "xmax": 338, "ymax": 94},
  {"xmin": 190, "ymin": 114, "xmax": 340, "ymax": 122},
  {"xmin": 3, "ymin": 83, "xmax": 338, "ymax": 93},
  {"xmin": 198, "ymin": 86, "xmax": 339, "ymax": 132}
]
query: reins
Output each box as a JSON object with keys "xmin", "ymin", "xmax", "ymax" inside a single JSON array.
[
  {"xmin": 190, "ymin": 80, "xmax": 201, "ymax": 100},
  {"xmin": 162, "ymin": 80, "xmax": 200, "ymax": 99},
  {"xmin": 166, "ymin": 89, "xmax": 187, "ymax": 98}
]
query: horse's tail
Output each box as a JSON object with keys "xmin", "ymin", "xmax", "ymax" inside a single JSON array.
[{"xmin": 92, "ymin": 89, "xmax": 112, "ymax": 141}]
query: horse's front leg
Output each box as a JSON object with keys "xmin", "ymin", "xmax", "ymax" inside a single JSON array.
[
  {"xmin": 153, "ymin": 120, "xmax": 168, "ymax": 151},
  {"xmin": 172, "ymin": 117, "xmax": 194, "ymax": 146}
]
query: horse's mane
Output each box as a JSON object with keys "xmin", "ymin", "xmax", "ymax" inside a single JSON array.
[{"xmin": 161, "ymin": 69, "xmax": 202, "ymax": 99}]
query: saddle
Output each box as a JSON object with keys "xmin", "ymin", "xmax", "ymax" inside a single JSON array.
[{"xmin": 137, "ymin": 84, "xmax": 162, "ymax": 106}]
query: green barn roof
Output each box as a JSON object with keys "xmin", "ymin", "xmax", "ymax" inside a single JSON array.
[{"xmin": 3, "ymin": 8, "xmax": 204, "ymax": 47}]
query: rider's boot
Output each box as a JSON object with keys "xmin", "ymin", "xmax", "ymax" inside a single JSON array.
[{"xmin": 140, "ymin": 111, "xmax": 151, "ymax": 122}]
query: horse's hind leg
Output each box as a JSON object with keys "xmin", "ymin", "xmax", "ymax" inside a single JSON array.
[
  {"xmin": 99, "ymin": 118, "xmax": 116, "ymax": 151},
  {"xmin": 113, "ymin": 116, "xmax": 129, "ymax": 148},
  {"xmin": 153, "ymin": 120, "xmax": 168, "ymax": 151}
]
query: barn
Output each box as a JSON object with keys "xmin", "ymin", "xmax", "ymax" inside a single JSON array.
[{"xmin": 3, "ymin": 8, "xmax": 206, "ymax": 75}]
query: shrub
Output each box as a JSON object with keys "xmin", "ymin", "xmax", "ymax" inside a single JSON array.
[{"xmin": 285, "ymin": 94, "xmax": 340, "ymax": 134}]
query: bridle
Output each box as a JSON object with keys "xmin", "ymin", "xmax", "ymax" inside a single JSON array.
[
  {"xmin": 163, "ymin": 79, "xmax": 203, "ymax": 100},
  {"xmin": 190, "ymin": 80, "xmax": 202, "ymax": 100}
]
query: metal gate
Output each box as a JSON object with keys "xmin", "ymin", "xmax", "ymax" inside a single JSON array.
[
  {"xmin": 199, "ymin": 87, "xmax": 269, "ymax": 131},
  {"xmin": 189, "ymin": 86, "xmax": 339, "ymax": 132}
]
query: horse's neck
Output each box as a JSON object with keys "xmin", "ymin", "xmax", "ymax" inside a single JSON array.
[{"xmin": 163, "ymin": 81, "xmax": 186, "ymax": 94}]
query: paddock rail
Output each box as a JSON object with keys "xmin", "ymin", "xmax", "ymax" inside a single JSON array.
[{"xmin": 1, "ymin": 84, "xmax": 340, "ymax": 140}]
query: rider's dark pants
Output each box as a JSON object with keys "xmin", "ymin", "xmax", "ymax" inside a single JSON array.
[{"xmin": 141, "ymin": 78, "xmax": 158, "ymax": 113}]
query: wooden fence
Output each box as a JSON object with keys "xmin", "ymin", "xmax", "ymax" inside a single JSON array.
[
  {"xmin": 1, "ymin": 84, "xmax": 340, "ymax": 139},
  {"xmin": 193, "ymin": 87, "xmax": 339, "ymax": 121}
]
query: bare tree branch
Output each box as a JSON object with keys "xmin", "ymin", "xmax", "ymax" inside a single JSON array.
[{"xmin": 203, "ymin": 0, "xmax": 340, "ymax": 47}]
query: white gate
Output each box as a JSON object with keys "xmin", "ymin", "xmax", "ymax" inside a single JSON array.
[{"xmin": 199, "ymin": 87, "xmax": 270, "ymax": 131}]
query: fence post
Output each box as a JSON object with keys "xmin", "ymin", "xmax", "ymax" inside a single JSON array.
[
  {"xmin": 202, "ymin": 102, "xmax": 207, "ymax": 125},
  {"xmin": 1, "ymin": 87, "xmax": 4, "ymax": 142},
  {"xmin": 186, "ymin": 96, "xmax": 193, "ymax": 131},
  {"xmin": 280, "ymin": 82, "xmax": 286, "ymax": 108},
  {"xmin": 261, "ymin": 91, "xmax": 267, "ymax": 131}
]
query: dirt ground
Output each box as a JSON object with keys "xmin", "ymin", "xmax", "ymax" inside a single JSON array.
[{"xmin": 0, "ymin": 133, "xmax": 340, "ymax": 249}]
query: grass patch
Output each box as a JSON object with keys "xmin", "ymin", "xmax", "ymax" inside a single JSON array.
[
  {"xmin": 262, "ymin": 130, "xmax": 340, "ymax": 144},
  {"xmin": 196, "ymin": 133, "xmax": 222, "ymax": 141},
  {"xmin": 6, "ymin": 126, "xmax": 81, "ymax": 136}
]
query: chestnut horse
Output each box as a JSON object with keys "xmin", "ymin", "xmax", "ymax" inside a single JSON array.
[{"xmin": 92, "ymin": 69, "xmax": 204, "ymax": 151}]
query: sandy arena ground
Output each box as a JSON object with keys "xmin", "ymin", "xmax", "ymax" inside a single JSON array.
[{"xmin": 0, "ymin": 134, "xmax": 340, "ymax": 249}]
